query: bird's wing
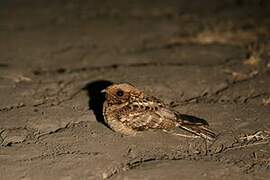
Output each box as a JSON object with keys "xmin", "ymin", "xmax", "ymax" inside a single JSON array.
[
  {"xmin": 175, "ymin": 113, "xmax": 209, "ymax": 126},
  {"xmin": 175, "ymin": 112, "xmax": 216, "ymax": 141},
  {"xmin": 119, "ymin": 103, "xmax": 176, "ymax": 130},
  {"xmin": 122, "ymin": 110, "xmax": 162, "ymax": 130}
]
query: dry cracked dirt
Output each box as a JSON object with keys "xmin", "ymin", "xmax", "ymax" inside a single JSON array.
[{"xmin": 0, "ymin": 0, "xmax": 270, "ymax": 179}]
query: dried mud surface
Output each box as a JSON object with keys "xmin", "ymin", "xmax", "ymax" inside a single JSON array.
[{"xmin": 0, "ymin": 0, "xmax": 270, "ymax": 179}]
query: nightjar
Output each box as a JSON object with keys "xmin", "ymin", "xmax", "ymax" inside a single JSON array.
[{"xmin": 102, "ymin": 83, "xmax": 216, "ymax": 141}]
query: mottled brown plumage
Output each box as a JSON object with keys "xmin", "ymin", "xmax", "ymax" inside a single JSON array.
[{"xmin": 102, "ymin": 83, "xmax": 216, "ymax": 141}]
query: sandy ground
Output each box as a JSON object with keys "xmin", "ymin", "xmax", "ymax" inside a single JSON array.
[{"xmin": 0, "ymin": 0, "xmax": 270, "ymax": 179}]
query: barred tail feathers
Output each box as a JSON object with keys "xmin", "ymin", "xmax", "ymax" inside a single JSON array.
[{"xmin": 175, "ymin": 113, "xmax": 216, "ymax": 141}]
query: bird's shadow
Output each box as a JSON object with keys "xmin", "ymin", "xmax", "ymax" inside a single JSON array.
[{"xmin": 83, "ymin": 80, "xmax": 113, "ymax": 125}]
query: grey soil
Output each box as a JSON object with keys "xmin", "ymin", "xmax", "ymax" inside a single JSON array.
[{"xmin": 0, "ymin": 0, "xmax": 270, "ymax": 179}]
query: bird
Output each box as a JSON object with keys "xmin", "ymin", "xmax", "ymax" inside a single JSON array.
[{"xmin": 102, "ymin": 83, "xmax": 216, "ymax": 141}]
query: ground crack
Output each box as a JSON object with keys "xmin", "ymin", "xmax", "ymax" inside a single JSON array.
[
  {"xmin": 32, "ymin": 61, "xmax": 232, "ymax": 77},
  {"xmin": 0, "ymin": 102, "xmax": 26, "ymax": 112},
  {"xmin": 19, "ymin": 150, "xmax": 102, "ymax": 162}
]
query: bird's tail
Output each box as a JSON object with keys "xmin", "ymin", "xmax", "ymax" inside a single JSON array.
[{"xmin": 175, "ymin": 113, "xmax": 217, "ymax": 141}]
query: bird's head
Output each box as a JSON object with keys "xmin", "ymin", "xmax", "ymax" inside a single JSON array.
[{"xmin": 101, "ymin": 83, "xmax": 144, "ymax": 105}]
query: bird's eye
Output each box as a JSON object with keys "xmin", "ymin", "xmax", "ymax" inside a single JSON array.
[{"xmin": 116, "ymin": 90, "xmax": 124, "ymax": 97}]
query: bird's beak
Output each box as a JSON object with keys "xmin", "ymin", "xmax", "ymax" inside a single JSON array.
[{"xmin": 101, "ymin": 89, "xmax": 106, "ymax": 93}]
